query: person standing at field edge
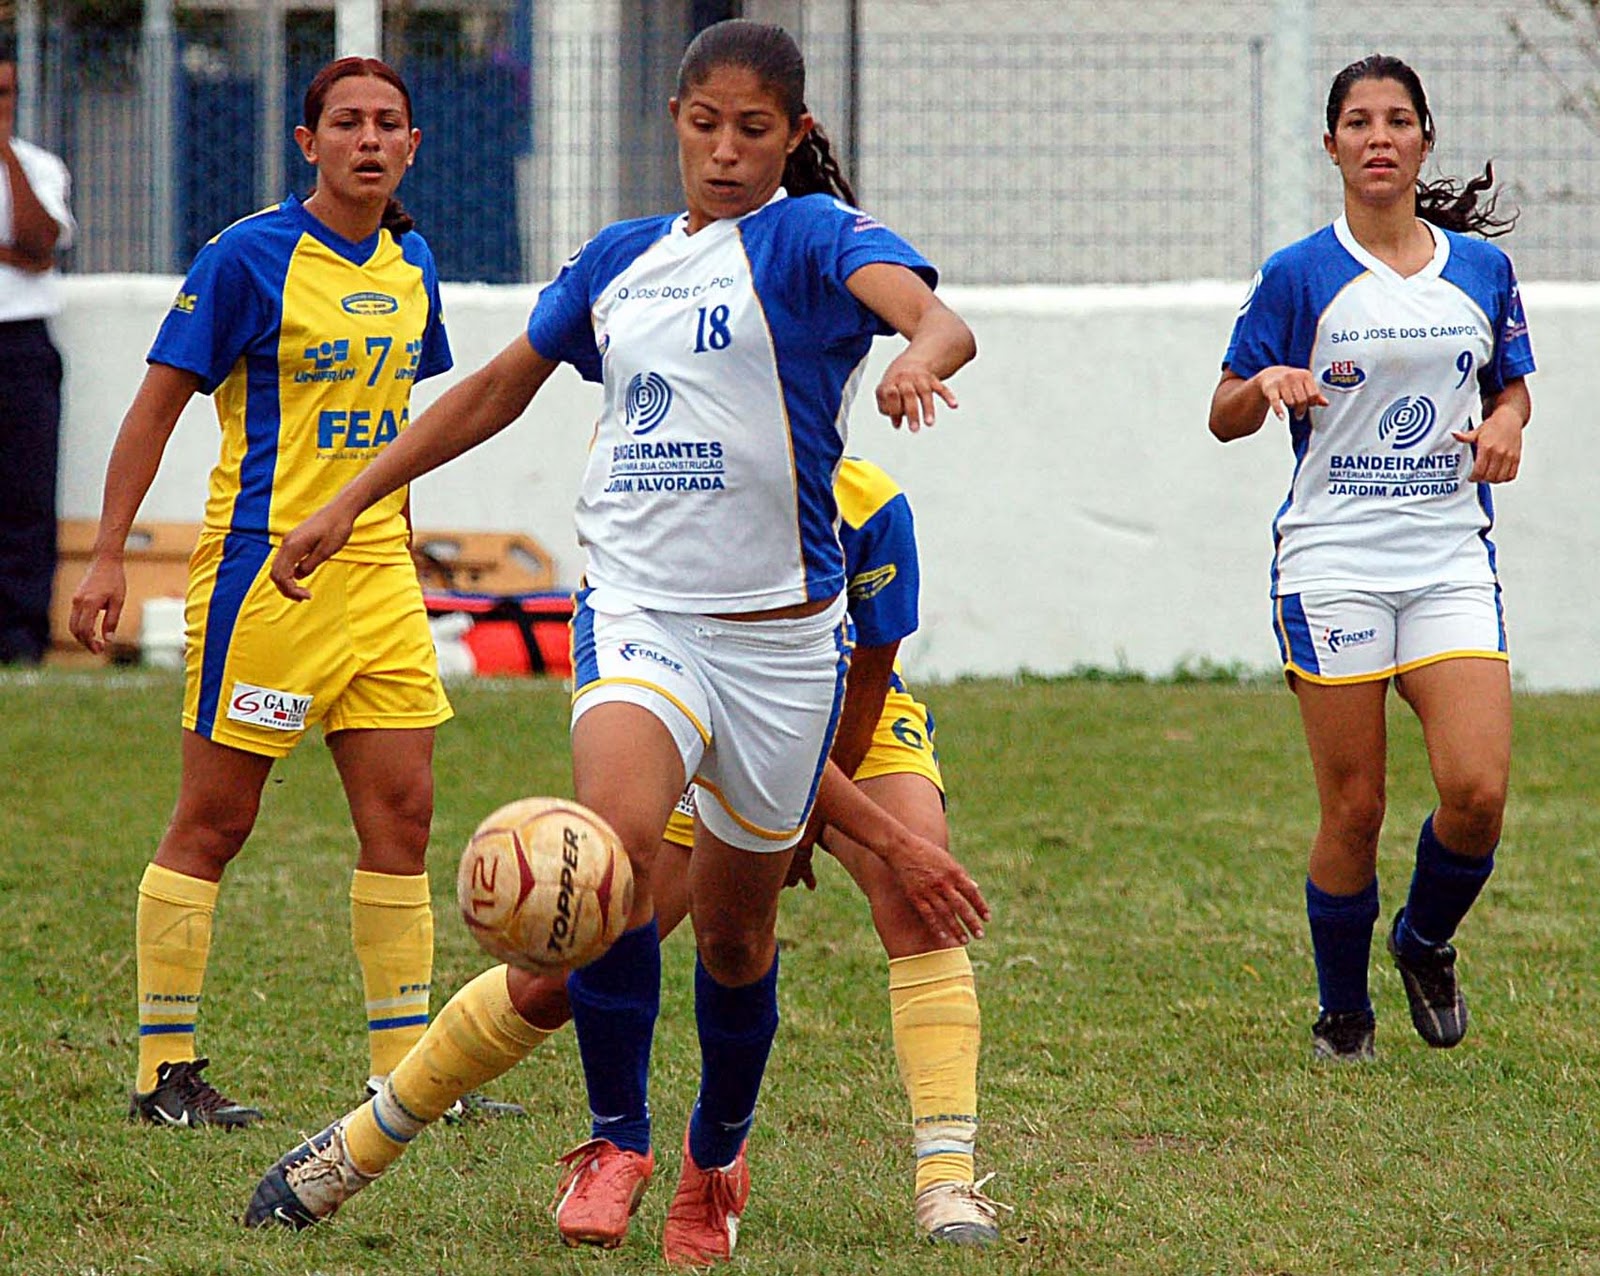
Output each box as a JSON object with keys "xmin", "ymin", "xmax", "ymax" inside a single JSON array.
[
  {"xmin": 242, "ymin": 19, "xmax": 988, "ymax": 1266},
  {"xmin": 71, "ymin": 57, "xmax": 517, "ymax": 1128},
  {"xmin": 1210, "ymin": 54, "xmax": 1534, "ymax": 1061},
  {"xmin": 0, "ymin": 54, "xmax": 76, "ymax": 666}
]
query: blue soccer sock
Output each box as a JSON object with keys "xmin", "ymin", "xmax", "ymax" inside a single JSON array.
[
  {"xmin": 1306, "ymin": 877, "xmax": 1379, "ymax": 1016},
  {"xmin": 566, "ymin": 918, "xmax": 660, "ymax": 1154},
  {"xmin": 1399, "ymin": 814, "xmax": 1495, "ymax": 954},
  {"xmin": 688, "ymin": 951, "xmax": 779, "ymax": 1171}
]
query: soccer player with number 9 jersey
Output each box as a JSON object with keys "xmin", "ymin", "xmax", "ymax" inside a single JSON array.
[{"xmin": 1210, "ymin": 55, "xmax": 1534, "ymax": 1063}]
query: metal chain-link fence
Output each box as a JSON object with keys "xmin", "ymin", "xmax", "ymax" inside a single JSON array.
[{"xmin": 7, "ymin": 1, "xmax": 1597, "ymax": 284}]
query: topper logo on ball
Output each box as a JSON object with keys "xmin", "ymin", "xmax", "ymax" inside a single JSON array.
[{"xmin": 545, "ymin": 826, "xmax": 584, "ymax": 957}]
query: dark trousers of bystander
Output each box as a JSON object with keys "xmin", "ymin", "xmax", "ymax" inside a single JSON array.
[{"xmin": 0, "ymin": 318, "xmax": 63, "ymax": 665}]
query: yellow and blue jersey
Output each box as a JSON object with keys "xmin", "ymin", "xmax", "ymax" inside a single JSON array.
[
  {"xmin": 149, "ymin": 195, "xmax": 451, "ymax": 564},
  {"xmin": 836, "ymin": 455, "xmax": 919, "ymax": 649}
]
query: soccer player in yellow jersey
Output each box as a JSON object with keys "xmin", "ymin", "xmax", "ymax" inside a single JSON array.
[
  {"xmin": 70, "ymin": 58, "xmax": 470, "ymax": 1127},
  {"xmin": 552, "ymin": 457, "xmax": 1004, "ymax": 1247}
]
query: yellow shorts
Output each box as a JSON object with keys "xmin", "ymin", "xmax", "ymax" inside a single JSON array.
[
  {"xmin": 182, "ymin": 532, "xmax": 452, "ymax": 758},
  {"xmin": 662, "ymin": 673, "xmax": 942, "ymax": 848}
]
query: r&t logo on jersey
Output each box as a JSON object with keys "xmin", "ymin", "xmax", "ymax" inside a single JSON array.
[
  {"xmin": 626, "ymin": 371, "xmax": 673, "ymax": 435},
  {"xmin": 1320, "ymin": 360, "xmax": 1366, "ymax": 392},
  {"xmin": 299, "ymin": 339, "xmax": 355, "ymax": 383},
  {"xmin": 1376, "ymin": 395, "xmax": 1436, "ymax": 450}
]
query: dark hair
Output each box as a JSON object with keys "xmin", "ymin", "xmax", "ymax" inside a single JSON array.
[
  {"xmin": 1325, "ymin": 54, "xmax": 1516, "ymax": 238},
  {"xmin": 676, "ymin": 19, "xmax": 857, "ymax": 206},
  {"xmin": 303, "ymin": 56, "xmax": 417, "ymax": 238}
]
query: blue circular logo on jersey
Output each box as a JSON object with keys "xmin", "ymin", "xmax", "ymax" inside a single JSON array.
[
  {"xmin": 1377, "ymin": 395, "xmax": 1436, "ymax": 450},
  {"xmin": 626, "ymin": 372, "xmax": 673, "ymax": 435}
]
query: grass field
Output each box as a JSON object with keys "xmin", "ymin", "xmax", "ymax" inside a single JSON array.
[{"xmin": 5, "ymin": 669, "xmax": 1600, "ymax": 1275}]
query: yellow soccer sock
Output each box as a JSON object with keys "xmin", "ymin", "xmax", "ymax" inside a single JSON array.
[
  {"xmin": 135, "ymin": 864, "xmax": 219, "ymax": 1093},
  {"xmin": 888, "ymin": 947, "xmax": 982, "ymax": 1194},
  {"xmin": 343, "ymin": 965, "xmax": 552, "ymax": 1176},
  {"xmin": 350, "ymin": 869, "xmax": 435, "ymax": 1079}
]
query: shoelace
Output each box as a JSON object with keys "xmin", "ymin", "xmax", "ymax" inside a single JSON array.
[
  {"xmin": 965, "ymin": 1173, "xmax": 1014, "ymax": 1220},
  {"xmin": 168, "ymin": 1058, "xmax": 240, "ymax": 1116},
  {"xmin": 553, "ymin": 1140, "xmax": 635, "ymax": 1209}
]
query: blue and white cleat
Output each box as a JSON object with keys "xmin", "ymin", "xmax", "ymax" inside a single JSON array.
[{"xmin": 244, "ymin": 1119, "xmax": 374, "ymax": 1230}]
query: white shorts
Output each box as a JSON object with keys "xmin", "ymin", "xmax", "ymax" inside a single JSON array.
[
  {"xmin": 1274, "ymin": 582, "xmax": 1507, "ymax": 685},
  {"xmin": 570, "ymin": 590, "xmax": 852, "ymax": 852}
]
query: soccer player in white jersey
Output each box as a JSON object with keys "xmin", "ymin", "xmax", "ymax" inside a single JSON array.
[
  {"xmin": 1211, "ymin": 55, "xmax": 1534, "ymax": 1062},
  {"xmin": 553, "ymin": 458, "xmax": 1003, "ymax": 1251},
  {"xmin": 244, "ymin": 19, "xmax": 985, "ymax": 1266}
]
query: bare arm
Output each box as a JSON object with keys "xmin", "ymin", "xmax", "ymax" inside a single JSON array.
[
  {"xmin": 0, "ymin": 142, "xmax": 62, "ymax": 260},
  {"xmin": 813, "ymin": 761, "xmax": 988, "ymax": 943},
  {"xmin": 828, "ymin": 640, "xmax": 897, "ymax": 782},
  {"xmin": 68, "ymin": 364, "xmax": 201, "ymax": 652},
  {"xmin": 0, "ymin": 243, "xmax": 51, "ymax": 272},
  {"xmin": 1209, "ymin": 367, "xmax": 1329, "ymax": 442},
  {"xmin": 269, "ymin": 336, "xmax": 559, "ymax": 598},
  {"xmin": 846, "ymin": 262, "xmax": 977, "ymax": 431},
  {"xmin": 1454, "ymin": 375, "xmax": 1532, "ymax": 484}
]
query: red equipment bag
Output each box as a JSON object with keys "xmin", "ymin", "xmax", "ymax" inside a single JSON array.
[{"xmin": 424, "ymin": 591, "xmax": 575, "ymax": 678}]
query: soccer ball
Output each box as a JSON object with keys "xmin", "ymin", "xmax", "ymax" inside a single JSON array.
[{"xmin": 457, "ymin": 797, "xmax": 633, "ymax": 972}]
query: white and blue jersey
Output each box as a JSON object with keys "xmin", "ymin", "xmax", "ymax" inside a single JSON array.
[
  {"xmin": 1225, "ymin": 214, "xmax": 1534, "ymax": 596},
  {"xmin": 526, "ymin": 188, "xmax": 935, "ymax": 614}
]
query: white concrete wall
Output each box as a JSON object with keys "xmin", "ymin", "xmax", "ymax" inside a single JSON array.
[{"xmin": 54, "ymin": 276, "xmax": 1599, "ymax": 690}]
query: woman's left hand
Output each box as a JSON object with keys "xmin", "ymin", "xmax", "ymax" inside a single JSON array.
[
  {"xmin": 1453, "ymin": 408, "xmax": 1523, "ymax": 483},
  {"xmin": 875, "ymin": 354, "xmax": 957, "ymax": 432}
]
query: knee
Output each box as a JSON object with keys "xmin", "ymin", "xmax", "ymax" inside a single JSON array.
[
  {"xmin": 388, "ymin": 787, "xmax": 436, "ymax": 854},
  {"xmin": 1438, "ymin": 777, "xmax": 1507, "ymax": 844},
  {"xmin": 695, "ymin": 924, "xmax": 774, "ymax": 987},
  {"xmin": 1322, "ymin": 784, "xmax": 1385, "ymax": 865},
  {"xmin": 162, "ymin": 804, "xmax": 255, "ymax": 872},
  {"xmin": 506, "ymin": 966, "xmax": 572, "ymax": 1032}
]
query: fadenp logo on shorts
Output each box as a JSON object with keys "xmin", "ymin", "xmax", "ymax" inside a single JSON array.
[
  {"xmin": 1324, "ymin": 626, "xmax": 1378, "ymax": 654},
  {"xmin": 617, "ymin": 642, "xmax": 684, "ymax": 675},
  {"xmin": 626, "ymin": 372, "xmax": 673, "ymax": 435},
  {"xmin": 1377, "ymin": 395, "xmax": 1436, "ymax": 450}
]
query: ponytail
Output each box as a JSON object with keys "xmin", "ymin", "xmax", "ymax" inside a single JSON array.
[
  {"xmin": 381, "ymin": 199, "xmax": 415, "ymax": 238},
  {"xmin": 783, "ymin": 120, "xmax": 857, "ymax": 204},
  {"xmin": 1416, "ymin": 162, "xmax": 1516, "ymax": 239}
]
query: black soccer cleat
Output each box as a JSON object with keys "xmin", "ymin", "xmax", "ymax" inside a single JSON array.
[
  {"xmin": 1311, "ymin": 1008, "xmax": 1376, "ymax": 1062},
  {"xmin": 129, "ymin": 1057, "xmax": 263, "ymax": 1128},
  {"xmin": 1388, "ymin": 910, "xmax": 1469, "ymax": 1048},
  {"xmin": 245, "ymin": 1120, "xmax": 374, "ymax": 1230}
]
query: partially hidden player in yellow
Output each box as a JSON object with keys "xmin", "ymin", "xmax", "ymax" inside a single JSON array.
[
  {"xmin": 69, "ymin": 57, "xmax": 514, "ymax": 1127},
  {"xmin": 552, "ymin": 456, "xmax": 1006, "ymax": 1247}
]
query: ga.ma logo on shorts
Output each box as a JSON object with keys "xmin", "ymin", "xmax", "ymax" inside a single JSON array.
[
  {"xmin": 227, "ymin": 681, "xmax": 313, "ymax": 732},
  {"xmin": 342, "ymin": 291, "xmax": 400, "ymax": 315}
]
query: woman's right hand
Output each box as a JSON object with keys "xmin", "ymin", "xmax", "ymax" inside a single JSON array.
[
  {"xmin": 1253, "ymin": 366, "xmax": 1329, "ymax": 420},
  {"xmin": 69, "ymin": 556, "xmax": 128, "ymax": 654},
  {"xmin": 268, "ymin": 503, "xmax": 356, "ymax": 601},
  {"xmin": 888, "ymin": 835, "xmax": 990, "ymax": 946}
]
